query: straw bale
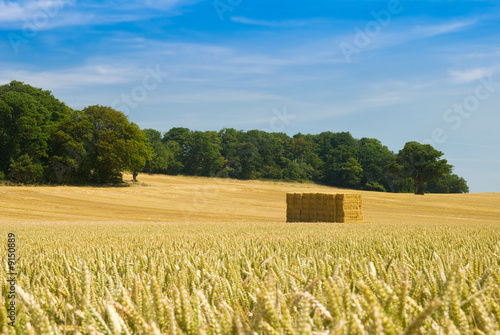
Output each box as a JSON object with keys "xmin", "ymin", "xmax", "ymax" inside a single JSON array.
[
  {"xmin": 321, "ymin": 194, "xmax": 328, "ymax": 208},
  {"xmin": 293, "ymin": 193, "xmax": 302, "ymax": 207},
  {"xmin": 315, "ymin": 209, "xmax": 323, "ymax": 222},
  {"xmin": 298, "ymin": 209, "xmax": 306, "ymax": 221},
  {"xmin": 286, "ymin": 192, "xmax": 362, "ymax": 223},
  {"xmin": 316, "ymin": 193, "xmax": 324, "ymax": 210},
  {"xmin": 287, "ymin": 208, "xmax": 302, "ymax": 222},
  {"xmin": 308, "ymin": 209, "xmax": 317, "ymax": 222},
  {"xmin": 335, "ymin": 193, "xmax": 363, "ymax": 223},
  {"xmin": 293, "ymin": 209, "xmax": 301, "ymax": 220},
  {"xmin": 301, "ymin": 193, "xmax": 310, "ymax": 208},
  {"xmin": 309, "ymin": 194, "xmax": 317, "ymax": 210}
]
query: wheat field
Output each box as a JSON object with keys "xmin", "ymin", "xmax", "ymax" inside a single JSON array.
[{"xmin": 1, "ymin": 174, "xmax": 500, "ymax": 334}]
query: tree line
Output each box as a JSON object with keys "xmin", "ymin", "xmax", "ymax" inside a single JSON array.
[{"xmin": 0, "ymin": 81, "xmax": 468, "ymax": 194}]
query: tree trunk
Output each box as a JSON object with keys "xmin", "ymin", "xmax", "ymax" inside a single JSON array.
[
  {"xmin": 414, "ymin": 179, "xmax": 425, "ymax": 195},
  {"xmin": 132, "ymin": 172, "xmax": 138, "ymax": 182}
]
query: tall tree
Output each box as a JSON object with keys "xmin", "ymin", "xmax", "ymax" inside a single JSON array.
[
  {"xmin": 0, "ymin": 81, "xmax": 71, "ymax": 183},
  {"xmin": 49, "ymin": 106, "xmax": 152, "ymax": 184},
  {"xmin": 47, "ymin": 110, "xmax": 94, "ymax": 184},
  {"xmin": 391, "ymin": 142, "xmax": 452, "ymax": 195},
  {"xmin": 83, "ymin": 106, "xmax": 152, "ymax": 183},
  {"xmin": 356, "ymin": 138, "xmax": 395, "ymax": 191},
  {"xmin": 142, "ymin": 129, "xmax": 172, "ymax": 174},
  {"xmin": 184, "ymin": 131, "xmax": 224, "ymax": 176}
]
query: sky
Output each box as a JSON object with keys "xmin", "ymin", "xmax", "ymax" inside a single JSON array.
[{"xmin": 0, "ymin": 0, "xmax": 499, "ymax": 192}]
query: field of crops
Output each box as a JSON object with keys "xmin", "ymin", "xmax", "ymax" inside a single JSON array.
[
  {"xmin": 2, "ymin": 220, "xmax": 500, "ymax": 334},
  {"xmin": 1, "ymin": 175, "xmax": 500, "ymax": 334}
]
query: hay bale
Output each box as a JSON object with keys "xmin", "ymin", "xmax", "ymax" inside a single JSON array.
[
  {"xmin": 300, "ymin": 208, "xmax": 309, "ymax": 222},
  {"xmin": 316, "ymin": 193, "xmax": 324, "ymax": 211},
  {"xmin": 286, "ymin": 208, "xmax": 294, "ymax": 222},
  {"xmin": 308, "ymin": 208, "xmax": 317, "ymax": 222},
  {"xmin": 301, "ymin": 193, "xmax": 310, "ymax": 209},
  {"xmin": 286, "ymin": 192, "xmax": 362, "ymax": 223},
  {"xmin": 325, "ymin": 194, "xmax": 336, "ymax": 222},
  {"xmin": 309, "ymin": 193, "xmax": 317, "ymax": 210},
  {"xmin": 293, "ymin": 193, "xmax": 302, "ymax": 207},
  {"xmin": 321, "ymin": 194, "xmax": 328, "ymax": 210},
  {"xmin": 292, "ymin": 209, "xmax": 301, "ymax": 221},
  {"xmin": 287, "ymin": 193, "xmax": 294, "ymax": 208},
  {"xmin": 335, "ymin": 194, "xmax": 363, "ymax": 223},
  {"xmin": 287, "ymin": 208, "xmax": 302, "ymax": 222},
  {"xmin": 318, "ymin": 209, "xmax": 330, "ymax": 222}
]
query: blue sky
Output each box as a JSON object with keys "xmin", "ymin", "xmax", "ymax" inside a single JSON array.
[{"xmin": 1, "ymin": 0, "xmax": 499, "ymax": 192}]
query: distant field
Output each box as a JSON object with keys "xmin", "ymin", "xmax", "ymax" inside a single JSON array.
[
  {"xmin": 1, "ymin": 175, "xmax": 500, "ymax": 334},
  {"xmin": 0, "ymin": 173, "xmax": 499, "ymax": 224}
]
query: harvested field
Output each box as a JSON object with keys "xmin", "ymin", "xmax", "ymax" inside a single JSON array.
[{"xmin": 0, "ymin": 174, "xmax": 499, "ymax": 225}]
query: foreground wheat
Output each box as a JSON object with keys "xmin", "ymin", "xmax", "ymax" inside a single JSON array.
[{"xmin": 1, "ymin": 222, "xmax": 500, "ymax": 334}]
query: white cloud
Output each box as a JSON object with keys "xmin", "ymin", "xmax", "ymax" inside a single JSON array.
[
  {"xmin": 0, "ymin": 0, "xmax": 197, "ymax": 30},
  {"xmin": 0, "ymin": 0, "xmax": 73, "ymax": 23},
  {"xmin": 0, "ymin": 63, "xmax": 146, "ymax": 89},
  {"xmin": 230, "ymin": 16, "xmax": 317, "ymax": 28},
  {"xmin": 412, "ymin": 19, "xmax": 477, "ymax": 38},
  {"xmin": 449, "ymin": 68, "xmax": 494, "ymax": 84}
]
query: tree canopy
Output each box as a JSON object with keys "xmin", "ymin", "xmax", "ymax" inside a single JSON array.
[
  {"xmin": 390, "ymin": 141, "xmax": 453, "ymax": 195},
  {"xmin": 0, "ymin": 81, "xmax": 469, "ymax": 192}
]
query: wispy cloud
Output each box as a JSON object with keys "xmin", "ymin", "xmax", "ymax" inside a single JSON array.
[
  {"xmin": 0, "ymin": 0, "xmax": 197, "ymax": 30},
  {"xmin": 230, "ymin": 16, "xmax": 320, "ymax": 28},
  {"xmin": 0, "ymin": 63, "xmax": 146, "ymax": 89},
  {"xmin": 449, "ymin": 68, "xmax": 494, "ymax": 84},
  {"xmin": 0, "ymin": 0, "xmax": 72, "ymax": 23},
  {"xmin": 412, "ymin": 19, "xmax": 477, "ymax": 38}
]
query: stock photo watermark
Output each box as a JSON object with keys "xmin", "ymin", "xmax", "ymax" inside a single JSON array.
[
  {"xmin": 7, "ymin": 0, "xmax": 72, "ymax": 54},
  {"xmin": 111, "ymin": 65, "xmax": 169, "ymax": 115},
  {"xmin": 423, "ymin": 75, "xmax": 500, "ymax": 147},
  {"xmin": 6, "ymin": 233, "xmax": 17, "ymax": 327},
  {"xmin": 263, "ymin": 106, "xmax": 296, "ymax": 133},
  {"xmin": 213, "ymin": 0, "xmax": 242, "ymax": 21},
  {"xmin": 339, "ymin": 0, "xmax": 410, "ymax": 63}
]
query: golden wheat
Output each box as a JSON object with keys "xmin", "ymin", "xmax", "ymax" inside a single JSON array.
[{"xmin": 1, "ymin": 221, "xmax": 500, "ymax": 334}]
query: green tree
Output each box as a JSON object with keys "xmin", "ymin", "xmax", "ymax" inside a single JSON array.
[
  {"xmin": 142, "ymin": 129, "xmax": 172, "ymax": 174},
  {"xmin": 219, "ymin": 128, "xmax": 242, "ymax": 178},
  {"xmin": 0, "ymin": 80, "xmax": 71, "ymax": 122},
  {"xmin": 184, "ymin": 131, "xmax": 224, "ymax": 176},
  {"xmin": 162, "ymin": 127, "xmax": 191, "ymax": 173},
  {"xmin": 238, "ymin": 142, "xmax": 262, "ymax": 179},
  {"xmin": 391, "ymin": 142, "xmax": 452, "ymax": 195},
  {"xmin": 48, "ymin": 107, "xmax": 153, "ymax": 184},
  {"xmin": 0, "ymin": 91, "xmax": 50, "ymax": 175},
  {"xmin": 356, "ymin": 138, "xmax": 396, "ymax": 192},
  {"xmin": 9, "ymin": 154, "xmax": 43, "ymax": 184},
  {"xmin": 46, "ymin": 110, "xmax": 94, "ymax": 184},
  {"xmin": 83, "ymin": 106, "xmax": 152, "ymax": 183},
  {"xmin": 426, "ymin": 173, "xmax": 469, "ymax": 193},
  {"xmin": 0, "ymin": 81, "xmax": 72, "ymax": 182}
]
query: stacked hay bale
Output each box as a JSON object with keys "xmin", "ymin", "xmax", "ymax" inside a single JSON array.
[
  {"xmin": 325, "ymin": 194, "xmax": 336, "ymax": 222},
  {"xmin": 286, "ymin": 193, "xmax": 362, "ymax": 223},
  {"xmin": 300, "ymin": 193, "xmax": 310, "ymax": 222},
  {"xmin": 286, "ymin": 193, "xmax": 302, "ymax": 222},
  {"xmin": 335, "ymin": 194, "xmax": 363, "ymax": 223}
]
